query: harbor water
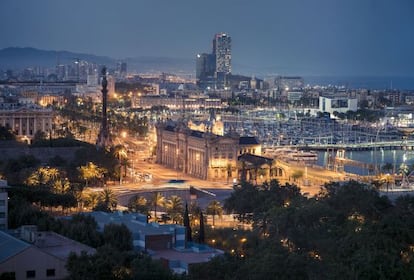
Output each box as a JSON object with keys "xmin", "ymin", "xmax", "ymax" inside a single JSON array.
[{"xmin": 316, "ymin": 149, "xmax": 414, "ymax": 176}]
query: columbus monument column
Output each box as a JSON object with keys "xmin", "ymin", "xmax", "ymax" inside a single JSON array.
[{"xmin": 96, "ymin": 66, "xmax": 112, "ymax": 149}]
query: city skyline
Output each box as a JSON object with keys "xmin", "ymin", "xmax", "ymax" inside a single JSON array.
[{"xmin": 0, "ymin": 0, "xmax": 413, "ymax": 76}]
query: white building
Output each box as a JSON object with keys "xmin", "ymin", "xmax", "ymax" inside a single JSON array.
[
  {"xmin": 0, "ymin": 104, "xmax": 54, "ymax": 141},
  {"xmin": 319, "ymin": 95, "xmax": 358, "ymax": 115}
]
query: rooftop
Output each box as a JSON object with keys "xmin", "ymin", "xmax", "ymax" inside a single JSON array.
[
  {"xmin": 86, "ymin": 211, "xmax": 184, "ymax": 237},
  {"xmin": 32, "ymin": 231, "xmax": 96, "ymax": 260},
  {"xmin": 153, "ymin": 248, "xmax": 222, "ymax": 265},
  {"xmin": 239, "ymin": 136, "xmax": 259, "ymax": 145},
  {"xmin": 0, "ymin": 231, "xmax": 30, "ymax": 263}
]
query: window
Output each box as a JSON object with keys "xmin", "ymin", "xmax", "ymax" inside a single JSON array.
[
  {"xmin": 1, "ymin": 272, "xmax": 15, "ymax": 280},
  {"xmin": 46, "ymin": 269, "xmax": 55, "ymax": 277},
  {"xmin": 0, "ymin": 213, "xmax": 5, "ymax": 218},
  {"xmin": 0, "ymin": 200, "xmax": 5, "ymax": 206},
  {"xmin": 26, "ymin": 270, "xmax": 35, "ymax": 278}
]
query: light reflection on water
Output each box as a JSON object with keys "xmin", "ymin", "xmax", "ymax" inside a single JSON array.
[{"xmin": 316, "ymin": 149, "xmax": 414, "ymax": 175}]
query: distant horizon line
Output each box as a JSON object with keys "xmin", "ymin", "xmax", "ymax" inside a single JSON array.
[{"xmin": 1, "ymin": 46, "xmax": 414, "ymax": 80}]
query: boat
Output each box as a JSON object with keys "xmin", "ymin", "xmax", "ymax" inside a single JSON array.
[
  {"xmin": 265, "ymin": 148, "xmax": 318, "ymax": 162},
  {"xmin": 287, "ymin": 150, "xmax": 318, "ymax": 162}
]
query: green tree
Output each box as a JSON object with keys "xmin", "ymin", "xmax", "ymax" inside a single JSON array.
[
  {"xmin": 103, "ymin": 223, "xmax": 133, "ymax": 251},
  {"xmin": 199, "ymin": 211, "xmax": 205, "ymax": 244},
  {"xmin": 206, "ymin": 200, "xmax": 223, "ymax": 227},
  {"xmin": 25, "ymin": 166, "xmax": 60, "ymax": 188},
  {"xmin": 96, "ymin": 188, "xmax": 117, "ymax": 212},
  {"xmin": 183, "ymin": 203, "xmax": 192, "ymax": 242},
  {"xmin": 128, "ymin": 195, "xmax": 149, "ymax": 214},
  {"xmin": 78, "ymin": 162, "xmax": 105, "ymax": 187},
  {"xmin": 130, "ymin": 254, "xmax": 183, "ymax": 280},
  {"xmin": 60, "ymin": 214, "xmax": 103, "ymax": 248},
  {"xmin": 166, "ymin": 195, "xmax": 184, "ymax": 224},
  {"xmin": 84, "ymin": 192, "xmax": 99, "ymax": 210},
  {"xmin": 0, "ymin": 125, "xmax": 16, "ymax": 140},
  {"xmin": 150, "ymin": 191, "xmax": 165, "ymax": 221},
  {"xmin": 112, "ymin": 144, "xmax": 127, "ymax": 183}
]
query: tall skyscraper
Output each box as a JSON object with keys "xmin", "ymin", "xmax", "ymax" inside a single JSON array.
[
  {"xmin": 213, "ymin": 33, "xmax": 232, "ymax": 75},
  {"xmin": 195, "ymin": 32, "xmax": 232, "ymax": 90},
  {"xmin": 196, "ymin": 53, "xmax": 216, "ymax": 89}
]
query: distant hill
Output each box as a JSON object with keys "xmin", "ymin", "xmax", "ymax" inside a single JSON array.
[
  {"xmin": 0, "ymin": 47, "xmax": 194, "ymax": 74},
  {"xmin": 0, "ymin": 47, "xmax": 115, "ymax": 69}
]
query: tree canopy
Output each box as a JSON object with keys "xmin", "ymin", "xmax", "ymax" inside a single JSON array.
[{"xmin": 191, "ymin": 180, "xmax": 414, "ymax": 280}]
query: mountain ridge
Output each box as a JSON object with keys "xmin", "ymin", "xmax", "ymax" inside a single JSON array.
[{"xmin": 0, "ymin": 47, "xmax": 194, "ymax": 73}]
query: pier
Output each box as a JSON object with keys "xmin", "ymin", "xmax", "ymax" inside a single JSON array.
[{"xmin": 271, "ymin": 140, "xmax": 414, "ymax": 151}]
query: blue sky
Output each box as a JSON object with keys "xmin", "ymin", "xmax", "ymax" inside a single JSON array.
[{"xmin": 0, "ymin": 0, "xmax": 413, "ymax": 76}]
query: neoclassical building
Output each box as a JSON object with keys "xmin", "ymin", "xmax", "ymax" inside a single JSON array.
[
  {"xmin": 156, "ymin": 121, "xmax": 261, "ymax": 181},
  {"xmin": 0, "ymin": 104, "xmax": 53, "ymax": 141}
]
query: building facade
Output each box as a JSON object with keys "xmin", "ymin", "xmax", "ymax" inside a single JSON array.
[
  {"xmin": 133, "ymin": 96, "xmax": 222, "ymax": 110},
  {"xmin": 213, "ymin": 33, "xmax": 231, "ymax": 89},
  {"xmin": 0, "ymin": 227, "xmax": 95, "ymax": 280},
  {"xmin": 274, "ymin": 76, "xmax": 304, "ymax": 90},
  {"xmin": 213, "ymin": 33, "xmax": 232, "ymax": 75},
  {"xmin": 0, "ymin": 104, "xmax": 54, "ymax": 141},
  {"xmin": 319, "ymin": 95, "xmax": 358, "ymax": 115},
  {"xmin": 156, "ymin": 122, "xmax": 260, "ymax": 181},
  {"xmin": 196, "ymin": 53, "xmax": 216, "ymax": 89}
]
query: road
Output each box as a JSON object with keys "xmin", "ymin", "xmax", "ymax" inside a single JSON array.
[{"xmin": 110, "ymin": 135, "xmax": 351, "ymax": 204}]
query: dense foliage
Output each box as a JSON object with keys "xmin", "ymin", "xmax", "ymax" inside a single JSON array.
[{"xmin": 190, "ymin": 180, "xmax": 414, "ymax": 280}]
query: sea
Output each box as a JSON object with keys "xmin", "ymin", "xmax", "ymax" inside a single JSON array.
[
  {"xmin": 304, "ymin": 76, "xmax": 414, "ymax": 91},
  {"xmin": 316, "ymin": 149, "xmax": 414, "ymax": 176}
]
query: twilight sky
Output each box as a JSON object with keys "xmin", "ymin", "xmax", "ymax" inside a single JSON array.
[{"xmin": 0, "ymin": 0, "xmax": 413, "ymax": 76}]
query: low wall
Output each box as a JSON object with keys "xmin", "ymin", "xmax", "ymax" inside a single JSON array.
[{"xmin": 0, "ymin": 146, "xmax": 83, "ymax": 164}]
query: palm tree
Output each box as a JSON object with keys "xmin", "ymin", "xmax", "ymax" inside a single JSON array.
[
  {"xmin": 151, "ymin": 192, "xmax": 165, "ymax": 221},
  {"xmin": 84, "ymin": 192, "xmax": 99, "ymax": 210},
  {"xmin": 166, "ymin": 195, "xmax": 184, "ymax": 224},
  {"xmin": 53, "ymin": 177, "xmax": 70, "ymax": 193},
  {"xmin": 26, "ymin": 166, "xmax": 60, "ymax": 188},
  {"xmin": 189, "ymin": 201, "xmax": 202, "ymax": 227},
  {"xmin": 98, "ymin": 188, "xmax": 118, "ymax": 211},
  {"xmin": 206, "ymin": 200, "xmax": 223, "ymax": 227},
  {"xmin": 128, "ymin": 195, "xmax": 148, "ymax": 214},
  {"xmin": 78, "ymin": 162, "xmax": 105, "ymax": 187},
  {"xmin": 112, "ymin": 144, "xmax": 128, "ymax": 184}
]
